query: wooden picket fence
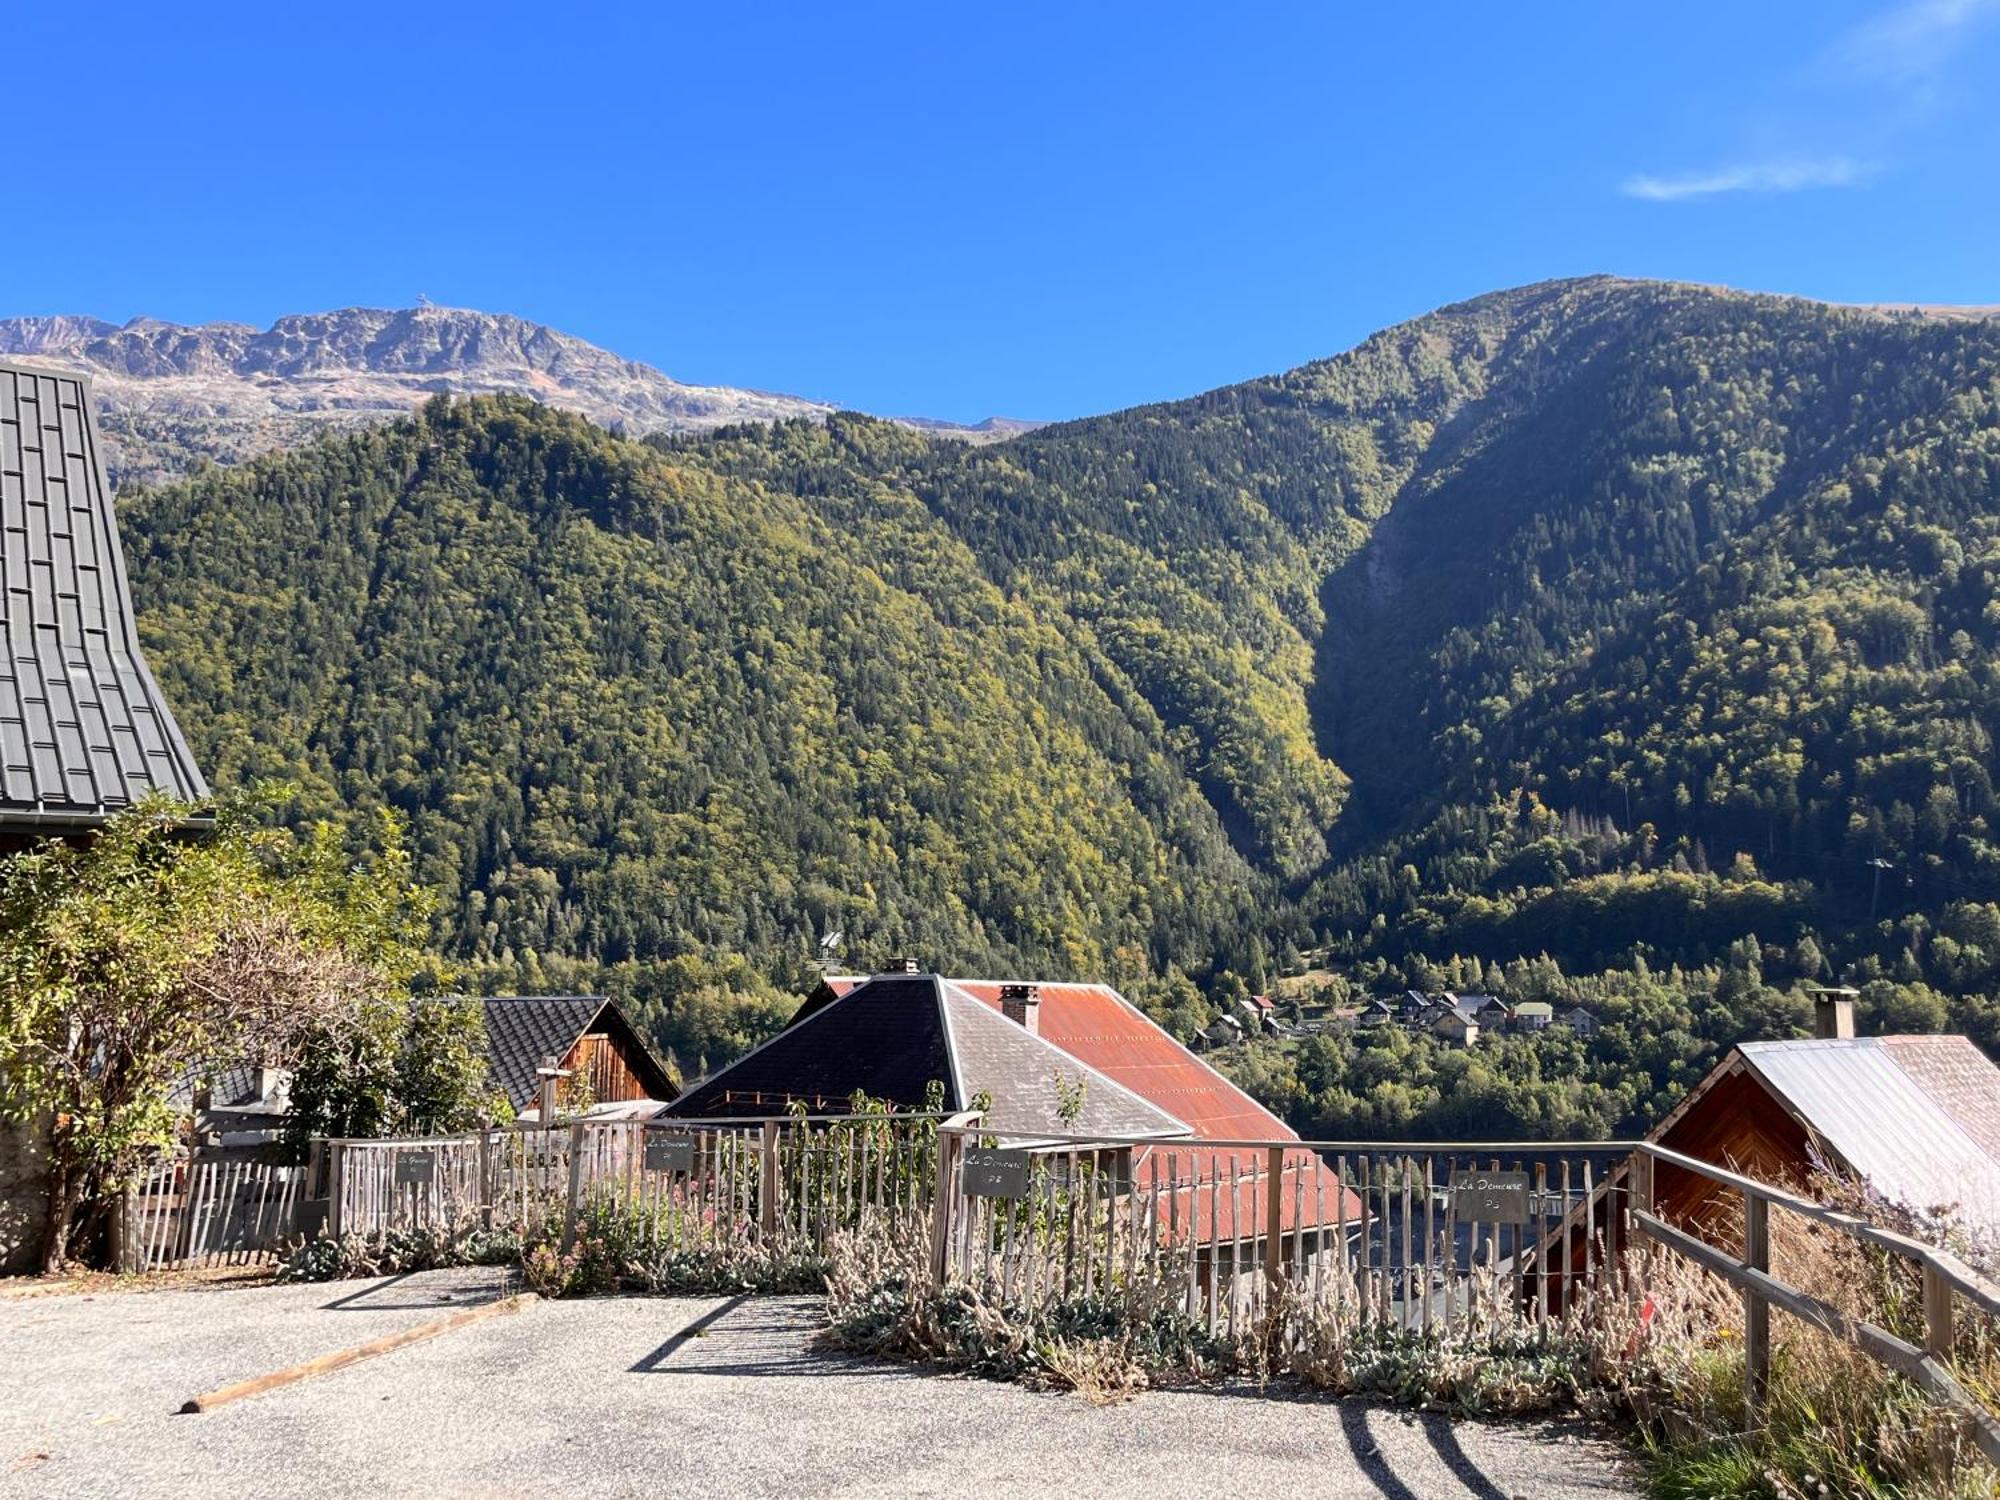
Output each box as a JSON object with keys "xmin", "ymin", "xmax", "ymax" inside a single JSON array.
[
  {"xmin": 324, "ymin": 1112, "xmax": 945, "ymax": 1257},
  {"xmin": 300, "ymin": 1113, "xmax": 1635, "ymax": 1340},
  {"xmin": 932, "ymin": 1123, "xmax": 1635, "ymax": 1341},
  {"xmin": 125, "ymin": 1157, "xmax": 310, "ymax": 1271}
]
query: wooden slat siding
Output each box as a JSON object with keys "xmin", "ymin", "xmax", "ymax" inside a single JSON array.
[{"xmin": 564, "ymin": 1033, "xmax": 642, "ymax": 1105}]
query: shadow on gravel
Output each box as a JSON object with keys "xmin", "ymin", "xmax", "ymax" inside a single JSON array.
[
  {"xmin": 1337, "ymin": 1400, "xmax": 1424, "ymax": 1500},
  {"xmin": 319, "ymin": 1270, "xmax": 511, "ymax": 1313},
  {"xmin": 630, "ymin": 1297, "xmax": 926, "ymax": 1381},
  {"xmin": 630, "ymin": 1294, "xmax": 755, "ymax": 1371},
  {"xmin": 1420, "ymin": 1410, "xmax": 1511, "ymax": 1500}
]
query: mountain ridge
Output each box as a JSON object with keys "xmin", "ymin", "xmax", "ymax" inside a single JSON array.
[{"xmin": 0, "ymin": 303, "xmax": 1034, "ymax": 486}]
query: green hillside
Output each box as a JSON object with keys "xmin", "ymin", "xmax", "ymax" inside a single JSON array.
[{"xmin": 120, "ymin": 276, "xmax": 2000, "ymax": 1115}]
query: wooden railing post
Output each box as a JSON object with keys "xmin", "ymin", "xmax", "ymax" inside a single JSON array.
[
  {"xmin": 1743, "ymin": 1190, "xmax": 1769, "ymax": 1415},
  {"xmin": 1630, "ymin": 1148, "xmax": 1654, "ymax": 1216},
  {"xmin": 928, "ymin": 1128, "xmax": 960, "ymax": 1287},
  {"xmin": 760, "ymin": 1120, "xmax": 781, "ymax": 1239},
  {"xmin": 1924, "ymin": 1263, "xmax": 1955, "ymax": 1361},
  {"xmin": 926, "ymin": 1111, "xmax": 982, "ymax": 1288},
  {"xmin": 1264, "ymin": 1145, "xmax": 1286, "ymax": 1293}
]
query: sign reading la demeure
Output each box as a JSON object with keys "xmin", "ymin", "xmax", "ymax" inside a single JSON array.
[
  {"xmin": 1449, "ymin": 1168, "xmax": 1529, "ymax": 1224},
  {"xmin": 643, "ymin": 1133, "xmax": 697, "ymax": 1174},
  {"xmin": 962, "ymin": 1147, "xmax": 1030, "ymax": 1200}
]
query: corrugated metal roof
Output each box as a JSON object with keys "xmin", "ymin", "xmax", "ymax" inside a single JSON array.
[
  {"xmin": 1740, "ymin": 1036, "xmax": 2000, "ymax": 1228},
  {"xmin": 0, "ymin": 361, "xmax": 207, "ymax": 825}
]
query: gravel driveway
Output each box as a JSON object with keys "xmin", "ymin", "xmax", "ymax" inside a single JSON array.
[{"xmin": 1, "ymin": 1270, "xmax": 1639, "ymax": 1499}]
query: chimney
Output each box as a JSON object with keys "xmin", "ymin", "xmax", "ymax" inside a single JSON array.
[
  {"xmin": 1809, "ymin": 986, "xmax": 1859, "ymax": 1040},
  {"xmin": 999, "ymin": 982, "xmax": 1041, "ymax": 1036},
  {"xmin": 887, "ymin": 957, "xmax": 921, "ymax": 974}
]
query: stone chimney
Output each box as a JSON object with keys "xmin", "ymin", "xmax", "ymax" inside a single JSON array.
[
  {"xmin": 1809, "ymin": 986, "xmax": 1859, "ymax": 1040},
  {"xmin": 999, "ymin": 982, "xmax": 1041, "ymax": 1036}
]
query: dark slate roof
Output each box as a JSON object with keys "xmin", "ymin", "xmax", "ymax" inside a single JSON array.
[
  {"xmin": 482, "ymin": 995, "xmax": 608, "ymax": 1110},
  {"xmin": 0, "ymin": 361, "xmax": 208, "ymax": 827},
  {"xmin": 667, "ymin": 976, "xmax": 956, "ymax": 1118},
  {"xmin": 666, "ymin": 974, "xmax": 1188, "ymax": 1139}
]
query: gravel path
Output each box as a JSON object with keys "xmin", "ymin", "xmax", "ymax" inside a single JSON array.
[{"xmin": 0, "ymin": 1270, "xmax": 1640, "ymax": 1499}]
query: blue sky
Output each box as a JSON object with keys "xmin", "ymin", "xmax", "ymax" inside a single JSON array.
[{"xmin": 9, "ymin": 1, "xmax": 1998, "ymax": 422}]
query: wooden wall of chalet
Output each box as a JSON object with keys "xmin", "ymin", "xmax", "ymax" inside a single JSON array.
[
  {"xmin": 1655, "ymin": 1066, "xmax": 1813, "ymax": 1236},
  {"xmin": 564, "ymin": 1033, "xmax": 650, "ymax": 1104}
]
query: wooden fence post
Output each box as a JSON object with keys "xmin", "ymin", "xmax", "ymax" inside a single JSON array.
[
  {"xmin": 476, "ymin": 1129, "xmax": 494, "ymax": 1232},
  {"xmin": 1743, "ymin": 1190, "xmax": 1769, "ymax": 1415},
  {"xmin": 1629, "ymin": 1148, "xmax": 1654, "ymax": 1216},
  {"xmin": 928, "ymin": 1126, "xmax": 960, "ymax": 1288},
  {"xmin": 1264, "ymin": 1145, "xmax": 1286, "ymax": 1293},
  {"xmin": 759, "ymin": 1120, "xmax": 780, "ymax": 1239},
  {"xmin": 560, "ymin": 1121, "xmax": 587, "ymax": 1253},
  {"xmin": 328, "ymin": 1142, "xmax": 346, "ymax": 1239},
  {"xmin": 1924, "ymin": 1262, "xmax": 1955, "ymax": 1361}
]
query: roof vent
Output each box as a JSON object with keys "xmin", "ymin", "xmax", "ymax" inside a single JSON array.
[
  {"xmin": 1809, "ymin": 985, "xmax": 1859, "ymax": 1041},
  {"xmin": 999, "ymin": 982, "xmax": 1041, "ymax": 1036}
]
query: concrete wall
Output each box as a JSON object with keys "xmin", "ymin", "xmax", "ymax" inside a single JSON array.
[{"xmin": 0, "ymin": 1111, "xmax": 52, "ymax": 1276}]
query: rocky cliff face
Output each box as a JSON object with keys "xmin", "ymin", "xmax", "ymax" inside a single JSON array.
[{"xmin": 0, "ymin": 304, "xmax": 1023, "ymax": 486}]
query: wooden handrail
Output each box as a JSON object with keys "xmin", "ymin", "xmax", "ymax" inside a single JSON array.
[
  {"xmin": 934, "ymin": 1123, "xmax": 1644, "ymax": 1154},
  {"xmin": 1633, "ymin": 1146, "xmax": 2000, "ymax": 1468},
  {"xmin": 1639, "ymin": 1142, "xmax": 2000, "ymax": 1318}
]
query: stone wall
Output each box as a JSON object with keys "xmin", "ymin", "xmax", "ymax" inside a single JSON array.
[{"xmin": 0, "ymin": 1110, "xmax": 52, "ymax": 1276}]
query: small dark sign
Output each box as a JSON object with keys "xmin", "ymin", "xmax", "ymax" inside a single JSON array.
[
  {"xmin": 1451, "ymin": 1168, "xmax": 1529, "ymax": 1224},
  {"xmin": 394, "ymin": 1152, "xmax": 435, "ymax": 1188},
  {"xmin": 962, "ymin": 1147, "xmax": 1029, "ymax": 1200},
  {"xmin": 644, "ymin": 1134, "xmax": 696, "ymax": 1174}
]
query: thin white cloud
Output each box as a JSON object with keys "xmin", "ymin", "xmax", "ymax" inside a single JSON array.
[
  {"xmin": 1828, "ymin": 0, "xmax": 1999, "ymax": 90},
  {"xmin": 1620, "ymin": 0, "xmax": 1996, "ymax": 202},
  {"xmin": 1621, "ymin": 156, "xmax": 1871, "ymax": 202}
]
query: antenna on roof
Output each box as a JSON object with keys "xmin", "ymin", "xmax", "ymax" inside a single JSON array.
[{"xmin": 812, "ymin": 927, "xmax": 844, "ymax": 977}]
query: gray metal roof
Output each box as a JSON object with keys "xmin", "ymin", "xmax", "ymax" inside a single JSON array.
[
  {"xmin": 937, "ymin": 981, "xmax": 1189, "ymax": 1140},
  {"xmin": 1740, "ymin": 1036, "xmax": 2000, "ymax": 1229},
  {"xmin": 0, "ymin": 361, "xmax": 207, "ymax": 826}
]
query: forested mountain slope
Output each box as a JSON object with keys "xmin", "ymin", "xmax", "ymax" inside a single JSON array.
[
  {"xmin": 119, "ymin": 276, "xmax": 2000, "ymax": 1096},
  {"xmin": 124, "ymin": 400, "xmax": 1262, "ymax": 1062}
]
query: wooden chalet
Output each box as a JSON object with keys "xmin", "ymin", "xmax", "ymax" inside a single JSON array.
[
  {"xmin": 482, "ymin": 996, "xmax": 679, "ymax": 1120},
  {"xmin": 1527, "ymin": 991, "xmax": 2000, "ymax": 1307}
]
